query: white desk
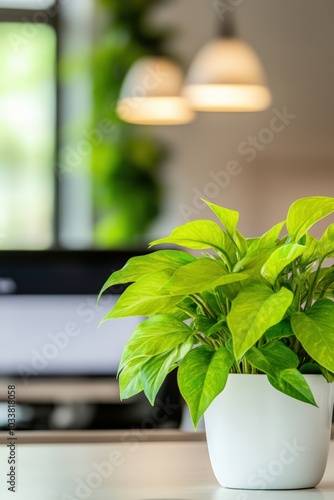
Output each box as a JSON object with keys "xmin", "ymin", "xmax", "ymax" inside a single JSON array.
[{"xmin": 0, "ymin": 431, "xmax": 334, "ymax": 499}]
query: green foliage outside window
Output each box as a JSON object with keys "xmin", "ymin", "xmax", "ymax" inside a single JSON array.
[
  {"xmin": 0, "ymin": 23, "xmax": 56, "ymax": 249},
  {"xmin": 92, "ymin": 0, "xmax": 173, "ymax": 247}
]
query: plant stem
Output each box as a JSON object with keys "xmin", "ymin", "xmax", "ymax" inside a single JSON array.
[
  {"xmin": 242, "ymin": 358, "xmax": 253, "ymax": 374},
  {"xmin": 216, "ymin": 286, "xmax": 229, "ymax": 315},
  {"xmin": 177, "ymin": 306, "xmax": 197, "ymax": 319},
  {"xmin": 292, "ymin": 338, "xmax": 301, "ymax": 355},
  {"xmin": 305, "ymin": 260, "xmax": 323, "ymax": 309},
  {"xmin": 319, "ymin": 284, "xmax": 331, "ymax": 299},
  {"xmin": 234, "ymin": 361, "xmax": 242, "ymax": 374},
  {"xmin": 192, "ymin": 294, "xmax": 216, "ymax": 318},
  {"xmin": 194, "ymin": 333, "xmax": 215, "ymax": 348},
  {"xmin": 213, "ymin": 246, "xmax": 233, "ymax": 272}
]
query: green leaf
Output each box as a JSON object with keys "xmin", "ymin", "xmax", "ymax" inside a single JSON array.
[
  {"xmin": 265, "ymin": 319, "xmax": 294, "ymax": 340},
  {"xmin": 149, "ymin": 220, "xmax": 227, "ymax": 255},
  {"xmin": 202, "ymin": 199, "xmax": 239, "ymax": 239},
  {"xmin": 200, "ymin": 290, "xmax": 223, "ymax": 316},
  {"xmin": 208, "ymin": 318, "xmax": 227, "ymax": 336},
  {"xmin": 119, "ymin": 357, "xmax": 146, "ymax": 400},
  {"xmin": 246, "ymin": 237, "xmax": 261, "ymax": 252},
  {"xmin": 246, "ymin": 341, "xmax": 298, "ymax": 376},
  {"xmin": 300, "ymin": 362, "xmax": 322, "ymax": 374},
  {"xmin": 319, "ymin": 224, "xmax": 334, "ymax": 259},
  {"xmin": 312, "ymin": 267, "xmax": 334, "ymax": 300},
  {"xmin": 320, "ymin": 367, "xmax": 334, "ymax": 383},
  {"xmin": 103, "ymin": 270, "xmax": 185, "ymax": 318},
  {"xmin": 233, "ymin": 247, "xmax": 277, "ymax": 277},
  {"xmin": 141, "ymin": 338, "xmax": 194, "ymax": 405},
  {"xmin": 98, "ymin": 250, "xmax": 195, "ymax": 298},
  {"xmin": 195, "ymin": 315, "xmax": 217, "ymax": 334},
  {"xmin": 300, "ymin": 233, "xmax": 319, "ymax": 265},
  {"xmin": 235, "ymin": 230, "xmax": 247, "ymax": 258},
  {"xmin": 252, "ymin": 221, "xmax": 285, "ymax": 250},
  {"xmin": 227, "ymin": 284, "xmax": 293, "ymax": 360},
  {"xmin": 196, "ymin": 315, "xmax": 226, "ymax": 337},
  {"xmin": 245, "ymin": 345, "xmax": 316, "ymax": 405},
  {"xmin": 287, "ymin": 196, "xmax": 334, "ymax": 242},
  {"xmin": 291, "ymin": 299, "xmax": 334, "ymax": 372},
  {"xmin": 162, "ymin": 258, "xmax": 248, "ymax": 295},
  {"xmin": 119, "ymin": 314, "xmax": 194, "ymax": 371},
  {"xmin": 261, "ymin": 243, "xmax": 305, "ymax": 285},
  {"xmin": 291, "ymin": 266, "xmax": 314, "ymax": 306},
  {"xmin": 166, "ymin": 297, "xmax": 198, "ymax": 321},
  {"xmin": 178, "ymin": 346, "xmax": 233, "ymax": 428},
  {"xmin": 261, "ymin": 342, "xmax": 299, "ymax": 369},
  {"xmin": 268, "ymin": 369, "xmax": 317, "ymax": 406},
  {"xmin": 218, "ymin": 281, "xmax": 243, "ymax": 301},
  {"xmin": 225, "ymin": 336, "xmax": 234, "ymax": 356}
]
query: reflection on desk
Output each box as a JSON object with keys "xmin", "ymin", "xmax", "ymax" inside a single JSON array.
[{"xmin": 0, "ymin": 431, "xmax": 333, "ymax": 500}]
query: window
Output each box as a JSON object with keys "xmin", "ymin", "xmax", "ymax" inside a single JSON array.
[
  {"xmin": 0, "ymin": 1, "xmax": 95, "ymax": 250},
  {"xmin": 0, "ymin": 5, "xmax": 57, "ymax": 249}
]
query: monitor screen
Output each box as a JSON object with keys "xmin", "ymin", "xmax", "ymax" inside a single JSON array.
[
  {"xmin": 0, "ymin": 250, "xmax": 146, "ymax": 381},
  {"xmin": 0, "ymin": 294, "xmax": 139, "ymax": 379}
]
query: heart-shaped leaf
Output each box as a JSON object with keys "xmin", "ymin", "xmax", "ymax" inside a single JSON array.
[
  {"xmin": 202, "ymin": 199, "xmax": 239, "ymax": 239},
  {"xmin": 252, "ymin": 221, "xmax": 285, "ymax": 250},
  {"xmin": 319, "ymin": 224, "xmax": 334, "ymax": 259},
  {"xmin": 287, "ymin": 196, "xmax": 334, "ymax": 242},
  {"xmin": 265, "ymin": 319, "xmax": 294, "ymax": 340},
  {"xmin": 163, "ymin": 258, "xmax": 248, "ymax": 295},
  {"xmin": 99, "ymin": 250, "xmax": 195, "ymax": 298},
  {"xmin": 178, "ymin": 346, "xmax": 233, "ymax": 428},
  {"xmin": 141, "ymin": 338, "xmax": 194, "ymax": 405},
  {"xmin": 196, "ymin": 315, "xmax": 226, "ymax": 337},
  {"xmin": 268, "ymin": 369, "xmax": 317, "ymax": 406},
  {"xmin": 227, "ymin": 284, "xmax": 293, "ymax": 360},
  {"xmin": 103, "ymin": 270, "xmax": 184, "ymax": 319},
  {"xmin": 149, "ymin": 220, "xmax": 227, "ymax": 255},
  {"xmin": 246, "ymin": 344, "xmax": 317, "ymax": 406},
  {"xmin": 119, "ymin": 314, "xmax": 194, "ymax": 371},
  {"xmin": 261, "ymin": 243, "xmax": 305, "ymax": 285},
  {"xmin": 291, "ymin": 299, "xmax": 334, "ymax": 372},
  {"xmin": 246, "ymin": 341, "xmax": 299, "ymax": 377},
  {"xmin": 119, "ymin": 357, "xmax": 147, "ymax": 399},
  {"xmin": 300, "ymin": 233, "xmax": 319, "ymax": 264}
]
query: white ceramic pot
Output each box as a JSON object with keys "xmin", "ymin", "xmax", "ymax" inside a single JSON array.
[{"xmin": 204, "ymin": 374, "xmax": 333, "ymax": 489}]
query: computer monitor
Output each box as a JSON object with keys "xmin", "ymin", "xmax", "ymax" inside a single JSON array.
[
  {"xmin": 0, "ymin": 250, "xmax": 182, "ymax": 430},
  {"xmin": 1, "ymin": 294, "xmax": 140, "ymax": 380},
  {"xmin": 0, "ymin": 250, "xmax": 142, "ymax": 380}
]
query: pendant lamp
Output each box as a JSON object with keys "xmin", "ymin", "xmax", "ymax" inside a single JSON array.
[
  {"xmin": 183, "ymin": 14, "xmax": 272, "ymax": 112},
  {"xmin": 117, "ymin": 56, "xmax": 195, "ymax": 125}
]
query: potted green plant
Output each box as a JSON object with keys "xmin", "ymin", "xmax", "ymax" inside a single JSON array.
[{"xmin": 99, "ymin": 196, "xmax": 334, "ymax": 489}]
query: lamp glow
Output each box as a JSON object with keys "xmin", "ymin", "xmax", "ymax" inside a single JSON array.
[
  {"xmin": 183, "ymin": 38, "xmax": 272, "ymax": 112},
  {"xmin": 117, "ymin": 56, "xmax": 194, "ymax": 125}
]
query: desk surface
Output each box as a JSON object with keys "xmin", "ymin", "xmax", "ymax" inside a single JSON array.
[{"xmin": 1, "ymin": 431, "xmax": 334, "ymax": 500}]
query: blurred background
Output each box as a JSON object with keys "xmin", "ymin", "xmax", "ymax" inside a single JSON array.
[{"xmin": 0, "ymin": 0, "xmax": 334, "ymax": 430}]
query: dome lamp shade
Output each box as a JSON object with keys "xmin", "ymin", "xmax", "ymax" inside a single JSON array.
[
  {"xmin": 183, "ymin": 37, "xmax": 272, "ymax": 112},
  {"xmin": 117, "ymin": 56, "xmax": 195, "ymax": 125}
]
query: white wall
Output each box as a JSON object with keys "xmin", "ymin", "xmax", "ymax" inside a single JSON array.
[{"xmin": 147, "ymin": 0, "xmax": 334, "ymax": 240}]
